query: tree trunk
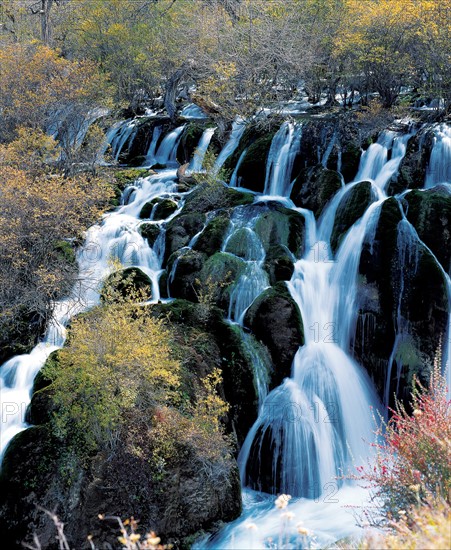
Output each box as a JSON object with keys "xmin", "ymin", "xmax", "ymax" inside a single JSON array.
[
  {"xmin": 164, "ymin": 61, "xmax": 195, "ymax": 122},
  {"xmin": 40, "ymin": 0, "xmax": 54, "ymax": 45}
]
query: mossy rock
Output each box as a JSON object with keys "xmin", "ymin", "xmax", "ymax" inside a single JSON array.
[
  {"xmin": 150, "ymin": 162, "xmax": 167, "ymax": 170},
  {"xmin": 140, "ymin": 197, "xmax": 178, "ymax": 220},
  {"xmin": 254, "ymin": 202, "xmax": 305, "ymax": 257},
  {"xmin": 193, "ymin": 213, "xmax": 230, "ymax": 257},
  {"xmin": 403, "ymin": 187, "xmax": 451, "ymax": 274},
  {"xmin": 223, "ymin": 227, "xmax": 255, "ymax": 258},
  {"xmin": 198, "ymin": 252, "xmax": 246, "ymax": 310},
  {"xmin": 235, "ymin": 132, "xmax": 278, "ymax": 192},
  {"xmin": 167, "ymin": 249, "xmax": 207, "ymax": 302},
  {"xmin": 244, "ymin": 282, "xmax": 304, "ymax": 386},
  {"xmin": 139, "ymin": 222, "xmax": 161, "ymax": 247},
  {"xmin": 387, "ymin": 132, "xmax": 433, "ymax": 195},
  {"xmin": 330, "ymin": 181, "xmax": 374, "ymax": 253},
  {"xmin": 164, "ymin": 212, "xmax": 206, "ymax": 263},
  {"xmin": 340, "ymin": 142, "xmax": 361, "ymax": 183},
  {"xmin": 177, "ymin": 122, "xmax": 208, "ymax": 165},
  {"xmin": 223, "ymin": 123, "xmax": 269, "ymax": 177},
  {"xmin": 101, "ymin": 267, "xmax": 152, "ymax": 302},
  {"xmin": 291, "ymin": 165, "xmax": 342, "ymax": 218},
  {"xmin": 263, "ymin": 244, "xmax": 294, "ymax": 285},
  {"xmin": 181, "ymin": 183, "xmax": 254, "ymax": 215}
]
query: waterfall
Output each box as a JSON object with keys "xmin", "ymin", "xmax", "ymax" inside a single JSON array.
[
  {"xmin": 214, "ymin": 119, "xmax": 246, "ymax": 173},
  {"xmin": 425, "ymin": 124, "xmax": 451, "ymax": 188},
  {"xmin": 264, "ymin": 122, "xmax": 302, "ymax": 197},
  {"xmin": 143, "ymin": 125, "xmax": 163, "ymax": 166},
  {"xmin": 188, "ymin": 127, "xmax": 216, "ymax": 172},
  {"xmin": 180, "ymin": 103, "xmax": 207, "ymax": 119},
  {"xmin": 0, "ymin": 129, "xmax": 185, "ymax": 461},
  {"xmin": 103, "ymin": 119, "xmax": 139, "ymax": 162},
  {"xmin": 223, "ymin": 208, "xmax": 269, "ymax": 325},
  {"xmin": 230, "ymin": 148, "xmax": 247, "ymax": 188},
  {"xmin": 155, "ymin": 125, "xmax": 185, "ymax": 165},
  {"xmin": 199, "ymin": 126, "xmax": 421, "ymax": 550}
]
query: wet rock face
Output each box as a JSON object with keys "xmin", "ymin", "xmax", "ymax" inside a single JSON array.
[
  {"xmin": 291, "ymin": 165, "xmax": 342, "ymax": 217},
  {"xmin": 354, "ymin": 197, "xmax": 448, "ymax": 407},
  {"xmin": 244, "ymin": 282, "xmax": 304, "ymax": 387},
  {"xmin": 387, "ymin": 131, "xmax": 434, "ymax": 195},
  {"xmin": 331, "ymin": 181, "xmax": 374, "ymax": 253},
  {"xmin": 403, "ymin": 186, "xmax": 451, "ymax": 275}
]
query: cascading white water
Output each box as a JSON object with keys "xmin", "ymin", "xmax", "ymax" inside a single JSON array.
[
  {"xmin": 180, "ymin": 103, "xmax": 207, "ymax": 119},
  {"xmin": 103, "ymin": 119, "xmax": 139, "ymax": 162},
  {"xmin": 0, "ymin": 130, "xmax": 186, "ymax": 461},
  {"xmin": 222, "ymin": 208, "xmax": 269, "ymax": 325},
  {"xmin": 155, "ymin": 125, "xmax": 186, "ymax": 165},
  {"xmin": 199, "ymin": 126, "xmax": 422, "ymax": 550},
  {"xmin": 425, "ymin": 124, "xmax": 451, "ymax": 188},
  {"xmin": 230, "ymin": 148, "xmax": 247, "ymax": 188},
  {"xmin": 143, "ymin": 125, "xmax": 163, "ymax": 166},
  {"xmin": 214, "ymin": 119, "xmax": 246, "ymax": 173},
  {"xmin": 189, "ymin": 127, "xmax": 216, "ymax": 172},
  {"xmin": 264, "ymin": 122, "xmax": 302, "ymax": 197}
]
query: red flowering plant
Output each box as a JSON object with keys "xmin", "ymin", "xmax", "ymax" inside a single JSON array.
[{"xmin": 355, "ymin": 363, "xmax": 451, "ymax": 523}]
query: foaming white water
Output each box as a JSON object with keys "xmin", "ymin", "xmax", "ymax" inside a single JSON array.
[
  {"xmin": 230, "ymin": 148, "xmax": 248, "ymax": 188},
  {"xmin": 264, "ymin": 122, "xmax": 302, "ymax": 197},
  {"xmin": 0, "ymin": 127, "xmax": 187, "ymax": 461},
  {"xmin": 200, "ymin": 126, "xmax": 420, "ymax": 550},
  {"xmin": 214, "ymin": 119, "xmax": 246, "ymax": 173},
  {"xmin": 155, "ymin": 125, "xmax": 185, "ymax": 165},
  {"xmin": 189, "ymin": 127, "xmax": 216, "ymax": 172},
  {"xmin": 195, "ymin": 486, "xmax": 373, "ymax": 550},
  {"xmin": 425, "ymin": 124, "xmax": 451, "ymax": 188}
]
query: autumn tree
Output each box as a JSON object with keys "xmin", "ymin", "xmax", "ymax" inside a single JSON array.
[
  {"xmin": 0, "ymin": 142, "xmax": 112, "ymax": 357},
  {"xmin": 0, "ymin": 43, "xmax": 112, "ymax": 158}
]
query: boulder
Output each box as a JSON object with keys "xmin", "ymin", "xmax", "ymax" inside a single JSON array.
[
  {"xmin": 193, "ymin": 213, "xmax": 231, "ymax": 257},
  {"xmin": 330, "ymin": 181, "xmax": 374, "ymax": 253},
  {"xmin": 403, "ymin": 186, "xmax": 451, "ymax": 274},
  {"xmin": 263, "ymin": 244, "xmax": 294, "ymax": 285},
  {"xmin": 138, "ymin": 222, "xmax": 161, "ymax": 247},
  {"xmin": 164, "ymin": 212, "xmax": 206, "ymax": 263},
  {"xmin": 139, "ymin": 197, "xmax": 178, "ymax": 220},
  {"xmin": 167, "ymin": 249, "xmax": 206, "ymax": 302},
  {"xmin": 101, "ymin": 267, "xmax": 152, "ymax": 302},
  {"xmin": 291, "ymin": 165, "xmax": 342, "ymax": 218},
  {"xmin": 244, "ymin": 282, "xmax": 304, "ymax": 386},
  {"xmin": 253, "ymin": 202, "xmax": 305, "ymax": 257}
]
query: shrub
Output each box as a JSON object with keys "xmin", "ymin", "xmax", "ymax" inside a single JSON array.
[{"xmin": 356, "ymin": 363, "xmax": 450, "ymax": 522}]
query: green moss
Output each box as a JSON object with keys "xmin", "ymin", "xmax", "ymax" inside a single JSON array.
[
  {"xmin": 331, "ymin": 181, "xmax": 373, "ymax": 253},
  {"xmin": 254, "ymin": 205, "xmax": 305, "ymax": 256},
  {"xmin": 236, "ymin": 132, "xmax": 277, "ymax": 192},
  {"xmin": 139, "ymin": 222, "xmax": 161, "ymax": 247},
  {"xmin": 53, "ymin": 240, "xmax": 76, "ymax": 265},
  {"xmin": 193, "ymin": 213, "xmax": 230, "ymax": 257},
  {"xmin": 139, "ymin": 197, "xmax": 178, "ymax": 220},
  {"xmin": 181, "ymin": 183, "xmax": 253, "ymax": 215}
]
